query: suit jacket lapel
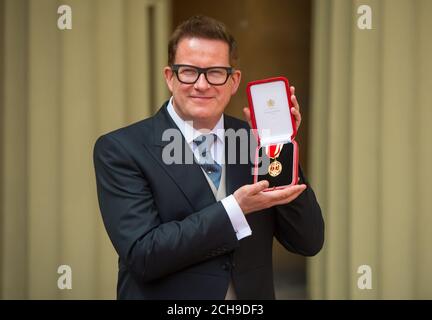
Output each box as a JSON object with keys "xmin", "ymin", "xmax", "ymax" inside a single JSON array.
[{"xmin": 146, "ymin": 103, "xmax": 216, "ymax": 211}]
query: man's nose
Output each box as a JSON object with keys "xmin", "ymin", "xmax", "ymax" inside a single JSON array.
[{"xmin": 194, "ymin": 72, "xmax": 210, "ymax": 90}]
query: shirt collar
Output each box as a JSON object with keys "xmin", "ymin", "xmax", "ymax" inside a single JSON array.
[{"xmin": 166, "ymin": 97, "xmax": 225, "ymax": 145}]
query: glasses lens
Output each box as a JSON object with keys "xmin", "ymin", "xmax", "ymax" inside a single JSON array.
[
  {"xmin": 206, "ymin": 68, "xmax": 229, "ymax": 85},
  {"xmin": 177, "ymin": 66, "xmax": 199, "ymax": 84}
]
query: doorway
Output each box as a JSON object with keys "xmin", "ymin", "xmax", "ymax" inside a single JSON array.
[{"xmin": 171, "ymin": 0, "xmax": 312, "ymax": 299}]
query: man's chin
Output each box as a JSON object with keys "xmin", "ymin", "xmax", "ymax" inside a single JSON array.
[
  {"xmin": 188, "ymin": 106, "xmax": 217, "ymax": 118},
  {"xmin": 190, "ymin": 113, "xmax": 214, "ymax": 122},
  {"xmin": 187, "ymin": 112, "xmax": 220, "ymax": 128}
]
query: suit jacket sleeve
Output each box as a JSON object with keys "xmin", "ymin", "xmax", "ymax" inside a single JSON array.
[
  {"xmin": 273, "ymin": 166, "xmax": 325, "ymax": 256},
  {"xmin": 93, "ymin": 134, "xmax": 239, "ymax": 283}
]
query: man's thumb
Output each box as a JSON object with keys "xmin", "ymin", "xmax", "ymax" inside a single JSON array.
[{"xmin": 249, "ymin": 180, "xmax": 269, "ymax": 194}]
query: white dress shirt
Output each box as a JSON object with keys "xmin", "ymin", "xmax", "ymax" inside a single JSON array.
[{"xmin": 167, "ymin": 97, "xmax": 252, "ymax": 240}]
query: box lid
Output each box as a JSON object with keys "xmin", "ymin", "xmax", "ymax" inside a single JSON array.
[{"xmin": 247, "ymin": 77, "xmax": 297, "ymax": 146}]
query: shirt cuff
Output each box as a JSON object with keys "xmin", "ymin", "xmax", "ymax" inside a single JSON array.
[{"xmin": 221, "ymin": 195, "xmax": 252, "ymax": 240}]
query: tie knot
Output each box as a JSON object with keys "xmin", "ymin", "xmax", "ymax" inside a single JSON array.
[
  {"xmin": 194, "ymin": 133, "xmax": 218, "ymax": 166},
  {"xmin": 193, "ymin": 134, "xmax": 221, "ymax": 189},
  {"xmin": 193, "ymin": 133, "xmax": 216, "ymax": 148}
]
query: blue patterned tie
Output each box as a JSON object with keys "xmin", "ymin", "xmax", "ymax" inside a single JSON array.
[{"xmin": 194, "ymin": 134, "xmax": 222, "ymax": 189}]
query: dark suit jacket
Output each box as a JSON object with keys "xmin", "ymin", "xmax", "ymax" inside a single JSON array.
[{"xmin": 93, "ymin": 101, "xmax": 324, "ymax": 299}]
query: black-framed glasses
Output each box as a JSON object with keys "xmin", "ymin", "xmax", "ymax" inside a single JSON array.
[{"xmin": 171, "ymin": 64, "xmax": 234, "ymax": 86}]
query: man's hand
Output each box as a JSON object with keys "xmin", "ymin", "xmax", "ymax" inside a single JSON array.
[
  {"xmin": 243, "ymin": 86, "xmax": 302, "ymax": 131},
  {"xmin": 233, "ymin": 180, "xmax": 307, "ymax": 215}
]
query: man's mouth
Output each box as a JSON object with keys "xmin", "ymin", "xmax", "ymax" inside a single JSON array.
[{"xmin": 190, "ymin": 96, "xmax": 213, "ymax": 99}]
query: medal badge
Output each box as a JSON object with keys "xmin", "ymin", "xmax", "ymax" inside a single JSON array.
[{"xmin": 266, "ymin": 143, "xmax": 283, "ymax": 177}]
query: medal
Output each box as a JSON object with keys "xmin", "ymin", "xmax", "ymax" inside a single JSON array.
[
  {"xmin": 268, "ymin": 160, "xmax": 282, "ymax": 177},
  {"xmin": 265, "ymin": 143, "xmax": 283, "ymax": 177}
]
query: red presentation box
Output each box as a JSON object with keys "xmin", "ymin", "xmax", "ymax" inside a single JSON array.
[{"xmin": 246, "ymin": 76, "xmax": 299, "ymax": 191}]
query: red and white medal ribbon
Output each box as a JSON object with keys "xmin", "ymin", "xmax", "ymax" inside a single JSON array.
[
  {"xmin": 265, "ymin": 143, "xmax": 284, "ymax": 177},
  {"xmin": 265, "ymin": 143, "xmax": 283, "ymax": 159}
]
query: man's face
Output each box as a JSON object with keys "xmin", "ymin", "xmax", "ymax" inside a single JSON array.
[{"xmin": 164, "ymin": 37, "xmax": 241, "ymax": 129}]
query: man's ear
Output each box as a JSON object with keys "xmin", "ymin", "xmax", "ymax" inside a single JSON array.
[
  {"xmin": 230, "ymin": 70, "xmax": 242, "ymax": 96},
  {"xmin": 164, "ymin": 66, "xmax": 174, "ymax": 92}
]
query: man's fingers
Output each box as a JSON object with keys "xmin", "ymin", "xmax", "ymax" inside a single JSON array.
[
  {"xmin": 291, "ymin": 93, "xmax": 300, "ymax": 111},
  {"xmin": 243, "ymin": 107, "xmax": 252, "ymax": 128},
  {"xmin": 291, "ymin": 107, "xmax": 300, "ymax": 118},
  {"xmin": 289, "ymin": 86, "xmax": 301, "ymax": 131},
  {"xmin": 248, "ymin": 180, "xmax": 269, "ymax": 195},
  {"xmin": 267, "ymin": 184, "xmax": 306, "ymax": 203},
  {"xmin": 290, "ymin": 87, "xmax": 300, "ymax": 114},
  {"xmin": 281, "ymin": 184, "xmax": 306, "ymax": 197}
]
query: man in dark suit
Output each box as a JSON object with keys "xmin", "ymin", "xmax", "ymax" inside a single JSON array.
[{"xmin": 93, "ymin": 15, "xmax": 324, "ymax": 299}]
